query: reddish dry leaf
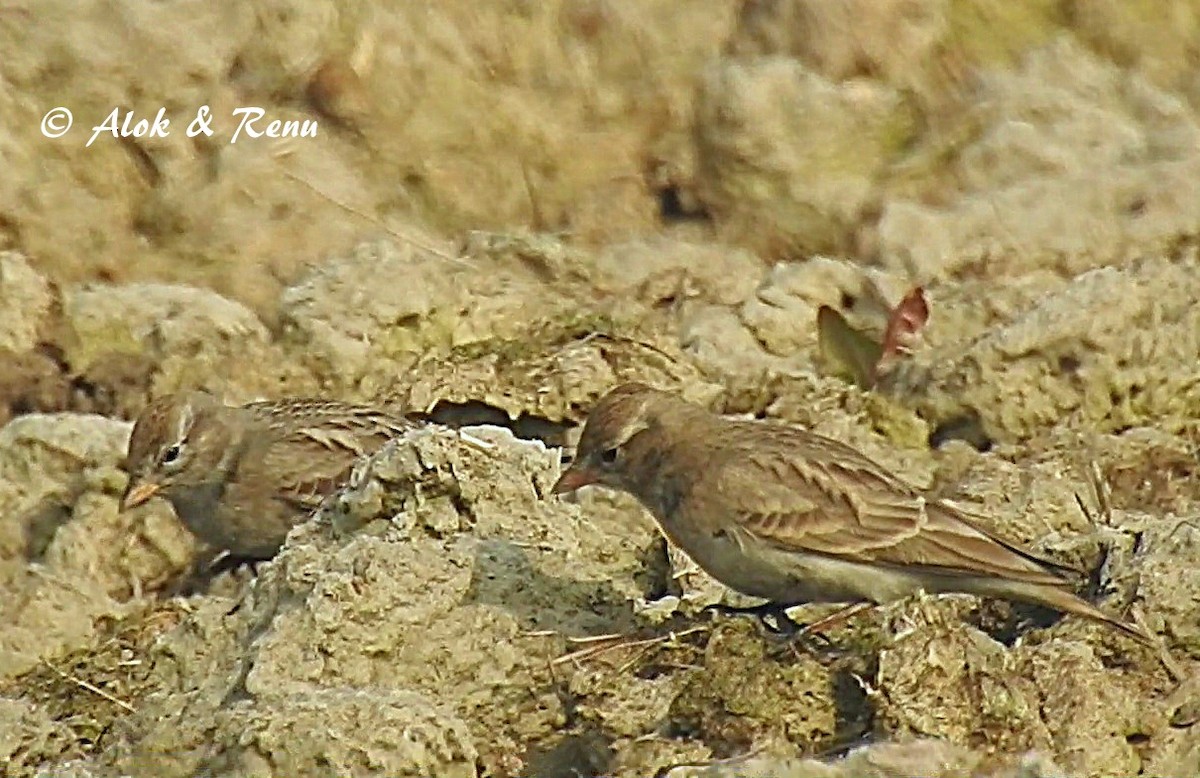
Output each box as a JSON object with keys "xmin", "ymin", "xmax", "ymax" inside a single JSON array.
[{"xmin": 877, "ymin": 286, "xmax": 929, "ymax": 372}]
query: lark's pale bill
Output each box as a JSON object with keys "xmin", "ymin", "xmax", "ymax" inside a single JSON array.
[
  {"xmin": 122, "ymin": 392, "xmax": 415, "ymax": 559},
  {"xmin": 552, "ymin": 383, "xmax": 1152, "ymax": 644}
]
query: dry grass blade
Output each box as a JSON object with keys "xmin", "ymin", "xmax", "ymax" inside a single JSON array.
[
  {"xmin": 577, "ymin": 332, "xmax": 682, "ymax": 368},
  {"xmin": 551, "ymin": 627, "xmax": 707, "ymax": 667},
  {"xmin": 650, "ymin": 743, "xmax": 770, "ymax": 774},
  {"xmin": 40, "ymin": 660, "xmax": 136, "ymax": 713},
  {"xmin": 283, "ymin": 171, "xmax": 466, "ymax": 265},
  {"xmin": 455, "ymin": 429, "xmax": 496, "ymax": 449}
]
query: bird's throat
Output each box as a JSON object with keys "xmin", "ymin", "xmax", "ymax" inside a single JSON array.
[{"xmin": 619, "ymin": 435, "xmax": 692, "ymax": 519}]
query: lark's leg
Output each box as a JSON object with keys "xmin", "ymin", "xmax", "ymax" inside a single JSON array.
[
  {"xmin": 702, "ymin": 601, "xmax": 807, "ymax": 635},
  {"xmin": 703, "ymin": 601, "xmax": 874, "ymax": 636},
  {"xmin": 702, "ymin": 601, "xmax": 878, "ymax": 662}
]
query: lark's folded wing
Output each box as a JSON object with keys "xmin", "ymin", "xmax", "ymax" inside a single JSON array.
[
  {"xmin": 248, "ymin": 400, "xmax": 416, "ymax": 510},
  {"xmin": 709, "ymin": 424, "xmax": 1072, "ymax": 587}
]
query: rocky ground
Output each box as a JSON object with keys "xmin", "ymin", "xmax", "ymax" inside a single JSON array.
[{"xmin": 2, "ymin": 1, "xmax": 1199, "ymax": 776}]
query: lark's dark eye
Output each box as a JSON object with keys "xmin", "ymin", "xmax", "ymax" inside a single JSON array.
[
  {"xmin": 160, "ymin": 444, "xmax": 183, "ymax": 466},
  {"xmin": 599, "ymin": 447, "xmax": 619, "ymax": 465}
]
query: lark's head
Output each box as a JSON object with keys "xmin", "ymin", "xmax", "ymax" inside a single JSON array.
[
  {"xmin": 121, "ymin": 391, "xmax": 231, "ymax": 510},
  {"xmin": 552, "ymin": 383, "xmax": 686, "ymax": 495}
]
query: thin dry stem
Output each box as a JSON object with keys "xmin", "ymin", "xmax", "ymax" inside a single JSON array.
[
  {"xmin": 41, "ymin": 660, "xmax": 136, "ymax": 713},
  {"xmin": 283, "ymin": 171, "xmax": 466, "ymax": 264},
  {"xmin": 551, "ymin": 626, "xmax": 707, "ymax": 667}
]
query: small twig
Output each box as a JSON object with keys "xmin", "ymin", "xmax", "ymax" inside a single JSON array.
[
  {"xmin": 565, "ymin": 631, "xmax": 628, "ymax": 645},
  {"xmin": 656, "ymin": 661, "xmax": 706, "ymax": 672},
  {"xmin": 1088, "ymin": 460, "xmax": 1113, "ymax": 526},
  {"xmin": 1129, "ymin": 605, "xmax": 1184, "ymax": 683},
  {"xmin": 1165, "ymin": 517, "xmax": 1200, "ymax": 543},
  {"xmin": 552, "ymin": 627, "xmax": 706, "ymax": 667},
  {"xmin": 520, "ymin": 162, "xmax": 545, "ymax": 230},
  {"xmin": 571, "ymin": 332, "xmax": 682, "ymax": 368},
  {"xmin": 455, "ymin": 429, "xmax": 495, "ymax": 450},
  {"xmin": 552, "ymin": 643, "xmax": 622, "ymax": 667},
  {"xmin": 282, "ymin": 171, "xmax": 467, "ymax": 265},
  {"xmin": 506, "ymin": 540, "xmax": 557, "ymax": 552},
  {"xmin": 1074, "ymin": 492, "xmax": 1094, "ymax": 524},
  {"xmin": 652, "ymin": 743, "xmax": 769, "ymax": 774},
  {"xmin": 616, "ymin": 645, "xmax": 654, "ymax": 674},
  {"xmin": 41, "ymin": 660, "xmax": 136, "ymax": 713}
]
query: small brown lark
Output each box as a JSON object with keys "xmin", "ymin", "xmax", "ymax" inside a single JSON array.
[
  {"xmin": 123, "ymin": 392, "xmax": 416, "ymax": 559},
  {"xmin": 553, "ymin": 383, "xmax": 1153, "ymax": 644}
]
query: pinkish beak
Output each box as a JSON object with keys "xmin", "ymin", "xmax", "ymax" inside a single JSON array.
[
  {"xmin": 552, "ymin": 466, "xmax": 599, "ymax": 495},
  {"xmin": 121, "ymin": 480, "xmax": 161, "ymax": 511}
]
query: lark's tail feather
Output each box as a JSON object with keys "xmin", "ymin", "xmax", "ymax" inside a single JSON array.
[{"xmin": 1018, "ymin": 583, "xmax": 1153, "ymax": 646}]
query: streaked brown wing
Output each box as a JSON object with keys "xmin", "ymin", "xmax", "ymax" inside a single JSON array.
[
  {"xmin": 246, "ymin": 399, "xmax": 414, "ymax": 437},
  {"xmin": 249, "ymin": 400, "xmax": 416, "ymax": 510},
  {"xmin": 711, "ymin": 423, "xmax": 1069, "ymax": 586}
]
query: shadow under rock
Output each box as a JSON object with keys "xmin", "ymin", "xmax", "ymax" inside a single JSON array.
[
  {"xmin": 164, "ymin": 550, "xmax": 261, "ymax": 598},
  {"xmin": 928, "ymin": 409, "xmax": 993, "ymax": 451},
  {"xmin": 824, "ymin": 667, "xmax": 876, "ymax": 758},
  {"xmin": 463, "ymin": 538, "xmax": 639, "ymax": 638},
  {"xmin": 414, "ymin": 399, "xmax": 577, "ymax": 450},
  {"xmin": 522, "ymin": 727, "xmax": 614, "ymax": 778}
]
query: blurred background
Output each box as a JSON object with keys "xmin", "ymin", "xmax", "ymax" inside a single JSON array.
[{"xmin": 4, "ymin": 0, "xmax": 1199, "ymax": 418}]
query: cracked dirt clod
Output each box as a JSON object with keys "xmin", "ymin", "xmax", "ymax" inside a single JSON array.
[
  {"xmin": 883, "ymin": 258, "xmax": 1200, "ymax": 443},
  {"xmin": 383, "ymin": 324, "xmax": 723, "ymax": 432}
]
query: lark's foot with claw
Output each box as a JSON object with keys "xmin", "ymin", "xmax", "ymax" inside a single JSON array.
[{"xmin": 702, "ymin": 601, "xmax": 875, "ymax": 660}]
